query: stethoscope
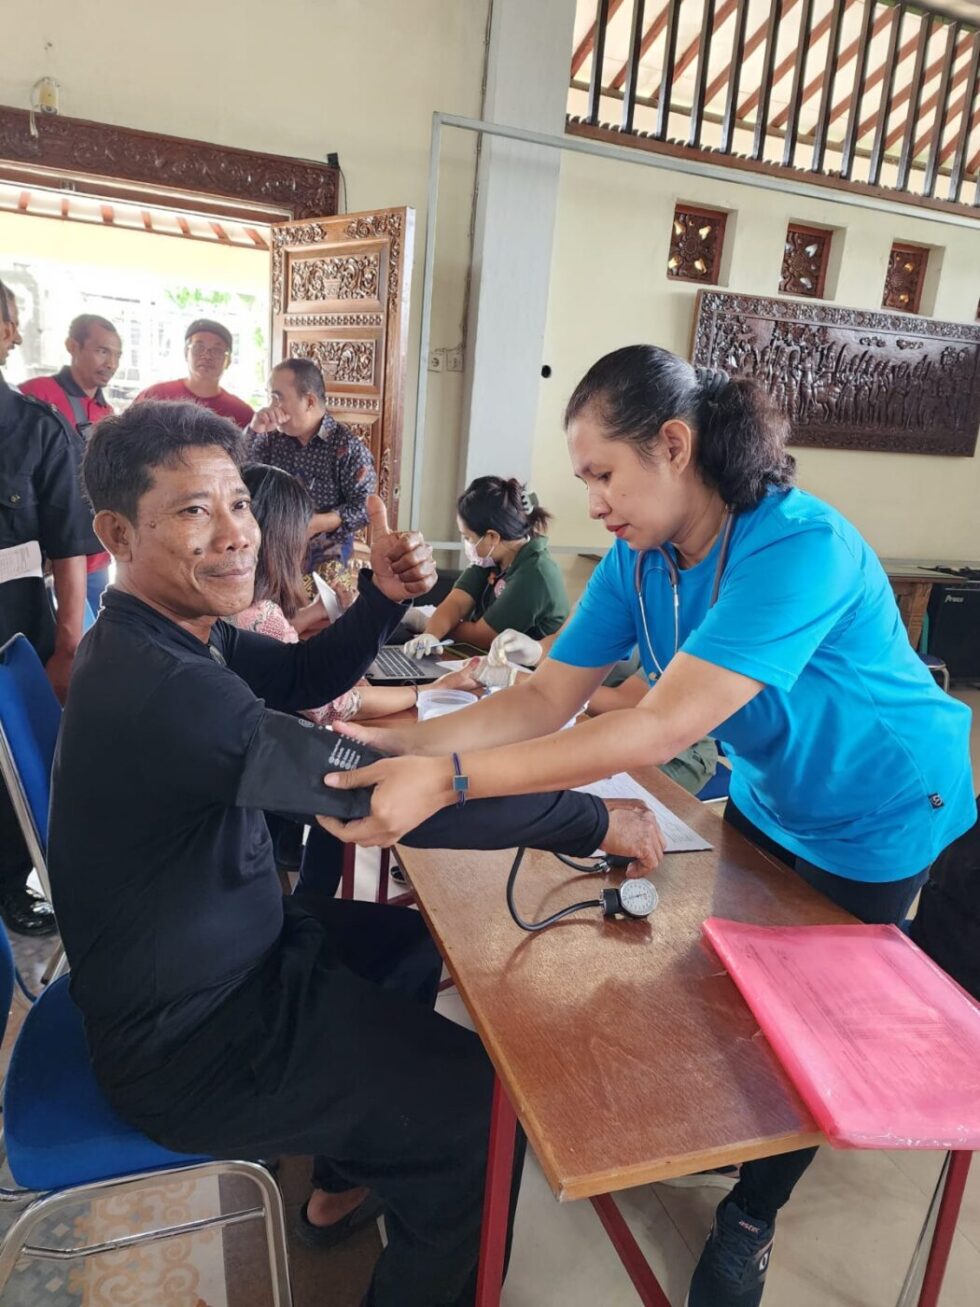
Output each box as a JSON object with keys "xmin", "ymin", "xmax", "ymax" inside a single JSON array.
[{"xmin": 634, "ymin": 511, "xmax": 736, "ymax": 682}]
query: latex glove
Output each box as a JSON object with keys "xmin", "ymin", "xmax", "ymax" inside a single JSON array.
[
  {"xmin": 403, "ymin": 632, "xmax": 446, "ymax": 659},
  {"xmin": 401, "ymin": 605, "xmax": 432, "ymax": 635},
  {"xmin": 488, "ymin": 628, "xmax": 543, "ymax": 669},
  {"xmin": 472, "ymin": 656, "xmax": 520, "ymax": 690}
]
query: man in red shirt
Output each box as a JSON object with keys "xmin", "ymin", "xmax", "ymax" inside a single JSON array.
[
  {"xmin": 135, "ymin": 319, "xmax": 253, "ymax": 427},
  {"xmin": 20, "ymin": 313, "xmax": 121, "ymax": 613}
]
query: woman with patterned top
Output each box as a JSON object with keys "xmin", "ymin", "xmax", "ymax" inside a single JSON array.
[
  {"xmin": 244, "ymin": 357, "xmax": 376, "ymax": 592},
  {"xmin": 232, "ymin": 464, "xmax": 481, "ymax": 724}
]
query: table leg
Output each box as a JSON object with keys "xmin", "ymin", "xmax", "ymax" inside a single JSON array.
[
  {"xmin": 591, "ymin": 1193, "xmax": 672, "ymax": 1307},
  {"xmin": 916, "ymin": 1151, "xmax": 972, "ymax": 1307},
  {"xmin": 376, "ymin": 847, "xmax": 390, "ymax": 903},
  {"xmin": 475, "ymin": 1075, "xmax": 518, "ymax": 1307},
  {"xmin": 340, "ymin": 844, "xmax": 356, "ymax": 900}
]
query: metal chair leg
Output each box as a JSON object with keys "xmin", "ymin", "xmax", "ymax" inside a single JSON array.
[
  {"xmin": 240, "ymin": 1160, "xmax": 293, "ymax": 1307},
  {"xmin": 40, "ymin": 943, "xmax": 66, "ymax": 987},
  {"xmin": 0, "ymin": 1161, "xmax": 292, "ymax": 1303}
]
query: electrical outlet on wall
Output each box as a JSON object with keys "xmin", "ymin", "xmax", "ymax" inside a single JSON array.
[
  {"xmin": 446, "ymin": 348, "xmax": 464, "ymax": 372},
  {"xmin": 429, "ymin": 351, "xmax": 444, "ymax": 372}
]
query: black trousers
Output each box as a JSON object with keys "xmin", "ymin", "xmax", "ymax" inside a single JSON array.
[
  {"xmin": 723, "ymin": 799, "xmax": 930, "ymax": 1221},
  {"xmin": 107, "ymin": 896, "xmax": 523, "ymax": 1307},
  {"xmin": 0, "ymin": 783, "xmax": 33, "ymax": 890}
]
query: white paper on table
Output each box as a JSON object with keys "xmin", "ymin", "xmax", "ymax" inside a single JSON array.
[{"xmin": 574, "ymin": 772, "xmax": 712, "ymax": 853}]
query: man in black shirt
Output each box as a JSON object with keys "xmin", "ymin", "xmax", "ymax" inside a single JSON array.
[
  {"xmin": 0, "ymin": 280, "xmax": 90, "ymax": 935},
  {"xmin": 48, "ymin": 400, "xmax": 661, "ymax": 1306}
]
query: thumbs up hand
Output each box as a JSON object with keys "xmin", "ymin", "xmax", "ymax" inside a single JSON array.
[{"xmin": 367, "ymin": 494, "xmax": 437, "ymax": 602}]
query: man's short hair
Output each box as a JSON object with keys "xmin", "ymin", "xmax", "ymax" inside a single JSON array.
[
  {"xmin": 83, "ymin": 400, "xmax": 245, "ymax": 522},
  {"xmin": 273, "ymin": 357, "xmax": 326, "ymax": 405},
  {"xmin": 0, "ymin": 280, "xmax": 14, "ymax": 324},
  {"xmin": 185, "ymin": 318, "xmax": 233, "ymax": 353},
  {"xmin": 69, "ymin": 313, "xmax": 119, "ymax": 345}
]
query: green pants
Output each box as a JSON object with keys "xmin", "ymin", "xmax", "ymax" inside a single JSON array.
[{"xmin": 659, "ymin": 737, "xmax": 719, "ymax": 796}]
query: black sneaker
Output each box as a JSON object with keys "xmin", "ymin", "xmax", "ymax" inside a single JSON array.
[
  {"xmin": 686, "ymin": 1195, "xmax": 775, "ymax": 1307},
  {"xmin": 0, "ymin": 885, "xmax": 57, "ymax": 937}
]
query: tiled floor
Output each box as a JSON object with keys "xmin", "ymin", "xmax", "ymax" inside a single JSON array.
[{"xmin": 1, "ymin": 685, "xmax": 977, "ymax": 1305}]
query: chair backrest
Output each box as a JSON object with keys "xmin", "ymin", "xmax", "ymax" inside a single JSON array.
[
  {"xmin": 0, "ymin": 635, "xmax": 63, "ymax": 855},
  {"xmin": 0, "ymin": 919, "xmax": 17, "ymax": 1049}
]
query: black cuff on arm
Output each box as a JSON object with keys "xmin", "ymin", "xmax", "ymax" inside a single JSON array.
[
  {"xmin": 236, "ymin": 709, "xmax": 388, "ymax": 821},
  {"xmin": 400, "ymin": 790, "xmax": 610, "ymax": 858}
]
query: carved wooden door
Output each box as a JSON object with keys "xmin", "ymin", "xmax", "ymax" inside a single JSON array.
[{"xmin": 270, "ymin": 206, "xmax": 414, "ymax": 528}]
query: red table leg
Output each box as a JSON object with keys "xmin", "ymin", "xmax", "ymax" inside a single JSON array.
[
  {"xmin": 340, "ymin": 844, "xmax": 356, "ymax": 900},
  {"xmin": 591, "ymin": 1193, "xmax": 672, "ymax": 1307},
  {"xmin": 475, "ymin": 1075, "xmax": 518, "ymax": 1307},
  {"xmin": 917, "ymin": 1151, "xmax": 972, "ymax": 1307}
]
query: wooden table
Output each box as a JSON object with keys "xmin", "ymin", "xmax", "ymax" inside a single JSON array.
[
  {"xmin": 393, "ymin": 766, "xmax": 972, "ymax": 1306},
  {"xmin": 881, "ymin": 559, "xmax": 980, "ymax": 649}
]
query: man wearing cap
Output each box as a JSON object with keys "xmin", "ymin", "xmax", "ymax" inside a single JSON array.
[
  {"xmin": 20, "ymin": 313, "xmax": 122, "ymax": 613},
  {"xmin": 136, "ymin": 319, "xmax": 253, "ymax": 426}
]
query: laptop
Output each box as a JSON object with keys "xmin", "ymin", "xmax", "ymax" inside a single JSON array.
[{"xmin": 366, "ymin": 645, "xmax": 449, "ymax": 685}]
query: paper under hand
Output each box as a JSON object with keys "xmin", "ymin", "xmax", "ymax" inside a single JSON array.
[{"xmin": 575, "ymin": 772, "xmax": 712, "ymax": 853}]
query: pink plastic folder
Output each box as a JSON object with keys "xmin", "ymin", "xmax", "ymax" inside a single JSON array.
[{"xmin": 702, "ymin": 919, "xmax": 980, "ymax": 1149}]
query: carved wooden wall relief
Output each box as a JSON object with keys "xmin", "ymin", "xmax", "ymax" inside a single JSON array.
[
  {"xmin": 289, "ymin": 253, "xmax": 380, "ymax": 303},
  {"xmin": 0, "ymin": 105, "xmax": 337, "ymax": 221},
  {"xmin": 883, "ymin": 244, "xmax": 929, "ymax": 314},
  {"xmin": 780, "ymin": 225, "xmax": 832, "ymax": 299},
  {"xmin": 667, "ymin": 205, "xmax": 727, "ymax": 284},
  {"xmin": 288, "ymin": 338, "xmax": 377, "ymax": 386},
  {"xmin": 691, "ymin": 290, "xmax": 980, "ymax": 457}
]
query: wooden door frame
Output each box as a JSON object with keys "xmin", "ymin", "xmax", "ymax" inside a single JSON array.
[{"xmin": 0, "ymin": 105, "xmax": 338, "ymax": 223}]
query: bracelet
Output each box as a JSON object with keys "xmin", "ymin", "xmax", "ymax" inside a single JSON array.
[
  {"xmin": 451, "ymin": 752, "xmax": 469, "ymax": 808},
  {"xmin": 412, "ymin": 683, "xmax": 420, "ymax": 708}
]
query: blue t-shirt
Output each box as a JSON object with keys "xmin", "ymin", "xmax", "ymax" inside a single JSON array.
[{"xmin": 551, "ymin": 488, "xmax": 974, "ymax": 882}]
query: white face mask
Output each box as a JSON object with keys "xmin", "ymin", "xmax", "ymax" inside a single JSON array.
[{"xmin": 462, "ymin": 533, "xmax": 495, "ymax": 569}]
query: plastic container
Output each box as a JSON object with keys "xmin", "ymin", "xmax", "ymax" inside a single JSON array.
[{"xmin": 417, "ymin": 688, "xmax": 478, "ymax": 721}]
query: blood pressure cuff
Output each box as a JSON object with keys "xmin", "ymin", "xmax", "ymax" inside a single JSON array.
[
  {"xmin": 234, "ymin": 707, "xmax": 611, "ymax": 858},
  {"xmin": 236, "ymin": 709, "xmax": 387, "ymax": 822}
]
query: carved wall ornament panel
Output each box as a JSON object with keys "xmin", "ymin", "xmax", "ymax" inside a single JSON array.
[
  {"xmin": 289, "ymin": 253, "xmax": 380, "ymax": 304},
  {"xmin": 345, "ymin": 213, "xmax": 403, "ymax": 306},
  {"xmin": 289, "ymin": 338, "xmax": 377, "ymax": 386},
  {"xmin": 284, "ymin": 313, "xmax": 385, "ymax": 329},
  {"xmin": 780, "ymin": 225, "xmax": 832, "ymax": 298},
  {"xmin": 0, "ymin": 105, "xmax": 337, "ymax": 219},
  {"xmin": 883, "ymin": 243, "xmax": 929, "ymax": 315},
  {"xmin": 691, "ymin": 290, "xmax": 980, "ymax": 457},
  {"xmin": 667, "ymin": 205, "xmax": 727, "ymax": 284}
]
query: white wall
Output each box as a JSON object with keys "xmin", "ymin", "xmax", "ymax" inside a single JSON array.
[
  {"xmin": 531, "ymin": 151, "xmax": 980, "ymax": 561},
  {"xmin": 2, "ymin": 0, "xmax": 490, "ymax": 533}
]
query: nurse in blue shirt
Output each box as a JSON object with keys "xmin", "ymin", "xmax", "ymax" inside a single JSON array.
[{"xmin": 322, "ymin": 344, "xmax": 975, "ymax": 1307}]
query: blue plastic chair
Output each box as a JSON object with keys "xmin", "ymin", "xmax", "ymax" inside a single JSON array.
[
  {"xmin": 0, "ymin": 637, "xmax": 291, "ymax": 1298},
  {"xmin": 0, "ymin": 634, "xmax": 62, "ymax": 896},
  {"xmin": 696, "ymin": 764, "xmax": 732, "ymax": 803},
  {"xmin": 0, "ymin": 929, "xmax": 292, "ymax": 1298},
  {"xmin": 920, "ymin": 653, "xmax": 950, "ymax": 693}
]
